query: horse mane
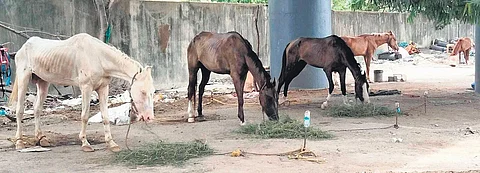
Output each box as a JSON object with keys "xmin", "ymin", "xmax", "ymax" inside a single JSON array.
[
  {"xmin": 228, "ymin": 31, "xmax": 273, "ymax": 84},
  {"xmin": 358, "ymin": 33, "xmax": 384, "ymax": 37},
  {"xmin": 93, "ymin": 36, "xmax": 144, "ymax": 72},
  {"xmin": 334, "ymin": 36, "xmax": 363, "ymax": 78}
]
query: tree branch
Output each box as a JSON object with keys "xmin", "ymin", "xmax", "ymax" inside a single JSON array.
[
  {"xmin": 0, "ymin": 22, "xmax": 30, "ymax": 39},
  {"xmin": 19, "ymin": 30, "xmax": 69, "ymax": 39}
]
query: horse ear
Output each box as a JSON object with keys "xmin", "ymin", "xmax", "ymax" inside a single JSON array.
[{"xmin": 145, "ymin": 66, "xmax": 153, "ymax": 73}]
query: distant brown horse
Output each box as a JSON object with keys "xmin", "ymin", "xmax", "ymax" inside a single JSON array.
[
  {"xmin": 451, "ymin": 37, "xmax": 474, "ymax": 65},
  {"xmin": 187, "ymin": 31, "xmax": 278, "ymax": 125},
  {"xmin": 341, "ymin": 31, "xmax": 399, "ymax": 82},
  {"xmin": 277, "ymin": 35, "xmax": 370, "ymax": 109}
]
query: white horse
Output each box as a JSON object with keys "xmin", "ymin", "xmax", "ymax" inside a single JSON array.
[{"xmin": 8, "ymin": 33, "xmax": 155, "ymax": 152}]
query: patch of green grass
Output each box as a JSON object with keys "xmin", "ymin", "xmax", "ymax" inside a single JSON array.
[
  {"xmin": 236, "ymin": 116, "xmax": 333, "ymax": 139},
  {"xmin": 326, "ymin": 103, "xmax": 399, "ymax": 118},
  {"xmin": 113, "ymin": 140, "xmax": 213, "ymax": 167}
]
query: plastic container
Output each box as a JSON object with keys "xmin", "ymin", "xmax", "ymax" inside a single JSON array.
[
  {"xmin": 374, "ymin": 70, "xmax": 383, "ymax": 82},
  {"xmin": 304, "ymin": 110, "xmax": 310, "ymax": 128}
]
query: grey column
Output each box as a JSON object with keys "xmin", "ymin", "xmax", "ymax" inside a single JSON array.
[
  {"xmin": 269, "ymin": 0, "xmax": 331, "ymax": 90},
  {"xmin": 476, "ymin": 24, "xmax": 480, "ymax": 94}
]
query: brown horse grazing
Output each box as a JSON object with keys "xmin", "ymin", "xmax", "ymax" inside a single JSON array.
[
  {"xmin": 341, "ymin": 31, "xmax": 399, "ymax": 82},
  {"xmin": 451, "ymin": 37, "xmax": 474, "ymax": 65},
  {"xmin": 277, "ymin": 35, "xmax": 370, "ymax": 109},
  {"xmin": 187, "ymin": 31, "xmax": 278, "ymax": 125}
]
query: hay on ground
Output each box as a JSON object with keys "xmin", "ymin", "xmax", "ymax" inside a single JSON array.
[
  {"xmin": 236, "ymin": 116, "xmax": 333, "ymax": 139},
  {"xmin": 326, "ymin": 103, "xmax": 398, "ymax": 118},
  {"xmin": 113, "ymin": 140, "xmax": 213, "ymax": 166}
]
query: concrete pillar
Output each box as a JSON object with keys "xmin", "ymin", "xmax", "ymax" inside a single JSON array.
[
  {"xmin": 269, "ymin": 0, "xmax": 331, "ymax": 90},
  {"xmin": 475, "ymin": 24, "xmax": 480, "ymax": 94}
]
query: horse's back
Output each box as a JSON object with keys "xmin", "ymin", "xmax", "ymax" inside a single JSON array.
[
  {"xmin": 285, "ymin": 35, "xmax": 354, "ymax": 68},
  {"xmin": 188, "ymin": 31, "xmax": 251, "ymax": 74},
  {"xmin": 16, "ymin": 33, "xmax": 103, "ymax": 85}
]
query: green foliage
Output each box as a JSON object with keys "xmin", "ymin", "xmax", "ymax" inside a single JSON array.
[
  {"xmin": 236, "ymin": 116, "xmax": 333, "ymax": 139},
  {"xmin": 333, "ymin": 0, "xmax": 352, "ymax": 10},
  {"xmin": 326, "ymin": 103, "xmax": 399, "ymax": 118},
  {"xmin": 113, "ymin": 141, "xmax": 213, "ymax": 166},
  {"xmin": 349, "ymin": 0, "xmax": 480, "ymax": 29}
]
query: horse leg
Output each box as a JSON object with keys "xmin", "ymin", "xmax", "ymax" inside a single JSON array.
[
  {"xmin": 465, "ymin": 49, "xmax": 470, "ymax": 65},
  {"xmin": 281, "ymin": 61, "xmax": 307, "ymax": 99},
  {"xmin": 232, "ymin": 72, "xmax": 247, "ymax": 125},
  {"xmin": 78, "ymin": 86, "xmax": 94, "ymax": 152},
  {"xmin": 33, "ymin": 78, "xmax": 51, "ymax": 146},
  {"xmin": 338, "ymin": 69, "xmax": 349, "ymax": 105},
  {"xmin": 459, "ymin": 51, "xmax": 462, "ymax": 64},
  {"xmin": 197, "ymin": 66, "xmax": 211, "ymax": 120},
  {"xmin": 187, "ymin": 66, "xmax": 199, "ymax": 123},
  {"xmin": 321, "ymin": 69, "xmax": 334, "ymax": 110},
  {"xmin": 96, "ymin": 83, "xmax": 120, "ymax": 152},
  {"xmin": 364, "ymin": 55, "xmax": 372, "ymax": 83},
  {"xmin": 14, "ymin": 71, "xmax": 32, "ymax": 149}
]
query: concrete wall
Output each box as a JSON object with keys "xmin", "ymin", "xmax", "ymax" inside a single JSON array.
[
  {"xmin": 332, "ymin": 11, "xmax": 476, "ymax": 48},
  {"xmin": 0, "ymin": 0, "xmax": 475, "ymax": 91},
  {"xmin": 0, "ymin": 0, "xmax": 101, "ymax": 51},
  {"xmin": 109, "ymin": 1, "xmax": 269, "ymax": 89}
]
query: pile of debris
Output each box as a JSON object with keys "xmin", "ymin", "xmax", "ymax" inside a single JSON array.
[{"xmin": 0, "ymin": 89, "xmax": 180, "ymax": 125}]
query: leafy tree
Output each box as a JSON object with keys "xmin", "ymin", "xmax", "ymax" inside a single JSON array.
[{"xmin": 349, "ymin": 0, "xmax": 480, "ymax": 29}]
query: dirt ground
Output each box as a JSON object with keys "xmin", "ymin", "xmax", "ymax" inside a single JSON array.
[{"xmin": 0, "ymin": 53, "xmax": 480, "ymax": 173}]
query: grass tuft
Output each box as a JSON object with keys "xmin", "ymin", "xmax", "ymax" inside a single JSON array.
[
  {"xmin": 112, "ymin": 140, "xmax": 213, "ymax": 167},
  {"xmin": 236, "ymin": 116, "xmax": 333, "ymax": 139},
  {"xmin": 326, "ymin": 103, "xmax": 399, "ymax": 118}
]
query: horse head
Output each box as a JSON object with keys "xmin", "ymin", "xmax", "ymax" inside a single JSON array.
[
  {"xmin": 450, "ymin": 38, "xmax": 471, "ymax": 56},
  {"xmin": 450, "ymin": 40, "xmax": 462, "ymax": 56},
  {"xmin": 386, "ymin": 31, "xmax": 399, "ymax": 51},
  {"xmin": 259, "ymin": 78, "xmax": 279, "ymax": 121},
  {"xmin": 130, "ymin": 66, "xmax": 156, "ymax": 123},
  {"xmin": 355, "ymin": 71, "xmax": 370, "ymax": 103}
]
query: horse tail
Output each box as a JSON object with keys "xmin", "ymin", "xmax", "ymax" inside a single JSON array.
[
  {"xmin": 8, "ymin": 72, "xmax": 19, "ymax": 108},
  {"xmin": 277, "ymin": 42, "xmax": 291, "ymax": 95}
]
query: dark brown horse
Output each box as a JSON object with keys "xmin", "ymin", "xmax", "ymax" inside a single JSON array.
[
  {"xmin": 187, "ymin": 31, "xmax": 278, "ymax": 125},
  {"xmin": 277, "ymin": 35, "xmax": 370, "ymax": 109},
  {"xmin": 341, "ymin": 31, "xmax": 399, "ymax": 83}
]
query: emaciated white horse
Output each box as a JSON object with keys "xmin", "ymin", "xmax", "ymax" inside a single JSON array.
[{"xmin": 8, "ymin": 33, "xmax": 155, "ymax": 152}]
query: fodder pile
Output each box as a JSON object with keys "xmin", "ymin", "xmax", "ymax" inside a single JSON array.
[
  {"xmin": 113, "ymin": 140, "xmax": 213, "ymax": 166},
  {"xmin": 237, "ymin": 116, "xmax": 333, "ymax": 139}
]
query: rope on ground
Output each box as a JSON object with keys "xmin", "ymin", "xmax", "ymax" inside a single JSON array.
[
  {"xmin": 213, "ymin": 147, "xmax": 325, "ymax": 164},
  {"xmin": 327, "ymin": 125, "xmax": 395, "ymax": 132},
  {"xmin": 206, "ymin": 97, "xmax": 258, "ymax": 106}
]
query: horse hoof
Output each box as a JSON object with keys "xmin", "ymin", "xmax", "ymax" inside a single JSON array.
[
  {"xmin": 196, "ymin": 116, "xmax": 206, "ymax": 122},
  {"xmin": 187, "ymin": 118, "xmax": 195, "ymax": 123},
  {"xmin": 38, "ymin": 137, "xmax": 52, "ymax": 147},
  {"xmin": 321, "ymin": 102, "xmax": 328, "ymax": 110},
  {"xmin": 109, "ymin": 146, "xmax": 121, "ymax": 153},
  {"xmin": 81, "ymin": 145, "xmax": 95, "ymax": 152},
  {"xmin": 240, "ymin": 121, "xmax": 247, "ymax": 126},
  {"xmin": 15, "ymin": 140, "xmax": 25, "ymax": 150}
]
